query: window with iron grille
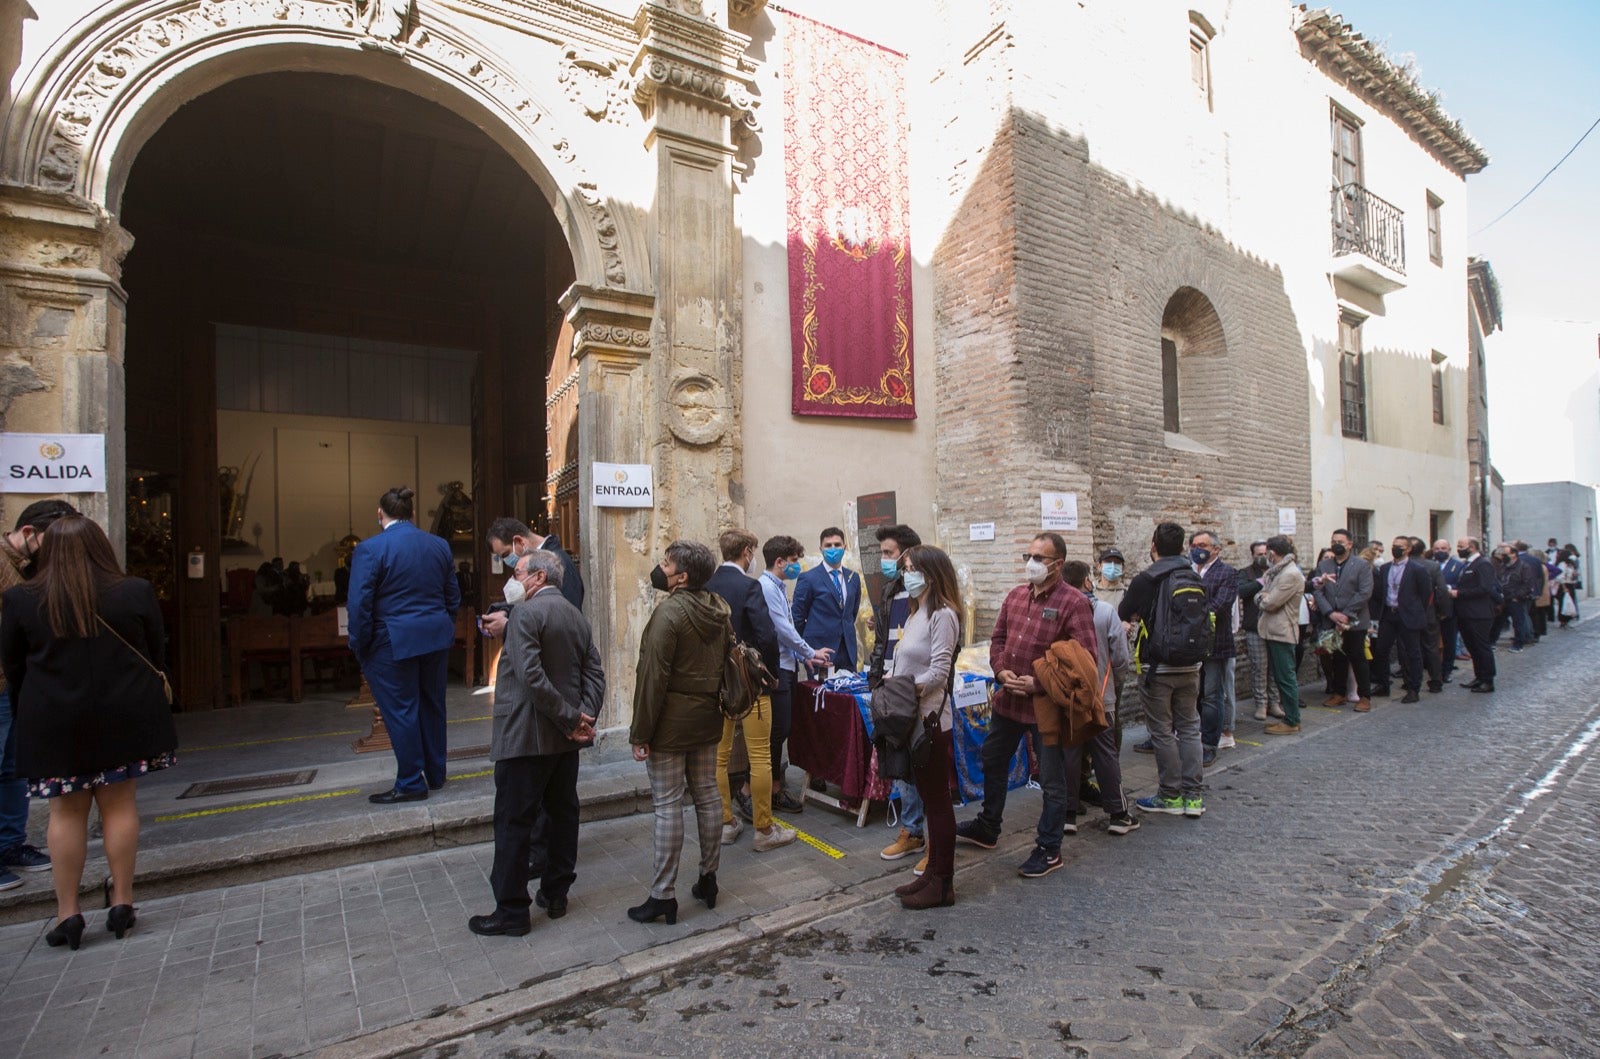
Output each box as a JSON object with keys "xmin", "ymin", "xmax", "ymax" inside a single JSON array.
[
  {"xmin": 1345, "ymin": 509, "xmax": 1373, "ymax": 549},
  {"xmin": 1339, "ymin": 314, "xmax": 1367, "ymax": 440}
]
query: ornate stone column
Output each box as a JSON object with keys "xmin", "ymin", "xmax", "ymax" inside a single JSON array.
[
  {"xmin": 560, "ymin": 284, "xmax": 656, "ymax": 730},
  {"xmin": 631, "ymin": 1, "xmax": 756, "ymax": 531},
  {"xmin": 0, "ymin": 186, "xmax": 132, "ymax": 551}
]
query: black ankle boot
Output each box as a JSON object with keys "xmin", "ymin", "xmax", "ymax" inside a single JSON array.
[
  {"xmin": 626, "ymin": 895, "xmax": 678, "ymax": 924},
  {"xmin": 690, "ymin": 873, "xmax": 718, "ymax": 910}
]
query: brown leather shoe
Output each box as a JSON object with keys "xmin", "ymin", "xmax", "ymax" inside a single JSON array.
[
  {"xmin": 1323, "ymin": 695, "xmax": 1347, "ymax": 707},
  {"xmin": 1352, "ymin": 699, "xmax": 1371, "ymax": 712},
  {"xmin": 1263, "ymin": 722, "xmax": 1301, "ymax": 735}
]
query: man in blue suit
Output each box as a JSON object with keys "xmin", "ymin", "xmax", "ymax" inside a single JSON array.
[
  {"xmin": 790, "ymin": 527, "xmax": 862, "ymax": 672},
  {"xmin": 1369, "ymin": 535, "xmax": 1432, "ymax": 704},
  {"xmin": 347, "ymin": 486, "xmax": 462, "ymax": 803}
]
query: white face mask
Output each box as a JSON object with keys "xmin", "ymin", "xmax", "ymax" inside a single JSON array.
[
  {"xmin": 1025, "ymin": 559, "xmax": 1050, "ymax": 585},
  {"xmin": 503, "ymin": 577, "xmax": 527, "ymax": 604}
]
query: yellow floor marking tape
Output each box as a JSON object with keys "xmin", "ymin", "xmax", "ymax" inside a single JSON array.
[
  {"xmin": 448, "ymin": 715, "xmax": 492, "ymax": 724},
  {"xmin": 185, "ymin": 731, "xmax": 361, "ymax": 753},
  {"xmin": 451, "ymin": 768, "xmax": 494, "ymax": 781},
  {"xmin": 1233, "ymin": 738, "xmax": 1264, "ymax": 747},
  {"xmin": 156, "ymin": 788, "xmax": 360, "ymax": 822},
  {"xmin": 788, "ymin": 824, "xmax": 847, "ymax": 860}
]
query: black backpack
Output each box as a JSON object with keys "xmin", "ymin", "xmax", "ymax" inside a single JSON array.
[{"xmin": 1136, "ymin": 566, "xmax": 1214, "ymax": 669}]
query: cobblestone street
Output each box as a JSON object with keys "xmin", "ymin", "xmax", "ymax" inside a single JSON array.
[{"xmin": 420, "ymin": 623, "xmax": 1600, "ymax": 1059}]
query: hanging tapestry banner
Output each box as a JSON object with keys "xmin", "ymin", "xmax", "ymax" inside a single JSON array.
[{"xmin": 783, "ymin": 11, "xmax": 915, "ymax": 419}]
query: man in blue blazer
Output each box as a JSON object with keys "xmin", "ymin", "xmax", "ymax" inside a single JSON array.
[
  {"xmin": 347, "ymin": 487, "xmax": 462, "ymax": 803},
  {"xmin": 1368, "ymin": 535, "xmax": 1432, "ymax": 703},
  {"xmin": 790, "ymin": 527, "xmax": 861, "ymax": 672}
]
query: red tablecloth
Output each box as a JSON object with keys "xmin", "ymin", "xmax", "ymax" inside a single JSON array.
[{"xmin": 788, "ymin": 682, "xmax": 892, "ymax": 805}]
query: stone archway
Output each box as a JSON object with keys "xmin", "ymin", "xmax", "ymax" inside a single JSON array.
[{"xmin": 0, "ymin": 0, "xmax": 759, "ymax": 727}]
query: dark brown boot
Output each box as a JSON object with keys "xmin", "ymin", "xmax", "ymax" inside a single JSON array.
[
  {"xmin": 894, "ymin": 871, "xmax": 932, "ymax": 898},
  {"xmin": 899, "ymin": 875, "xmax": 954, "ymax": 910}
]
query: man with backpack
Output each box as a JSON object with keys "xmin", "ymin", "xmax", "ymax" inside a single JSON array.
[{"xmin": 1119, "ymin": 522, "xmax": 1210, "ymax": 819}]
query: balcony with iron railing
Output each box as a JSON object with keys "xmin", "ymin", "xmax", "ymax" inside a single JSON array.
[{"xmin": 1331, "ymin": 182, "xmax": 1407, "ymax": 294}]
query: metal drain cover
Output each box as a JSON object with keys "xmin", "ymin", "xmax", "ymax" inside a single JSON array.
[{"xmin": 178, "ymin": 769, "xmax": 317, "ymax": 799}]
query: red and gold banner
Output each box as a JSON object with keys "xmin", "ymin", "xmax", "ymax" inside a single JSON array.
[{"xmin": 784, "ymin": 11, "xmax": 915, "ymax": 419}]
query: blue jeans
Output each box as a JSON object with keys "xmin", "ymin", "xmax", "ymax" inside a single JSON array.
[
  {"xmin": 0, "ymin": 690, "xmax": 28, "ymax": 853},
  {"xmin": 1508, "ymin": 600, "xmax": 1535, "ymax": 647},
  {"xmin": 893, "ymin": 779, "xmax": 924, "ymax": 838},
  {"xmin": 1199, "ymin": 657, "xmax": 1236, "ymax": 749}
]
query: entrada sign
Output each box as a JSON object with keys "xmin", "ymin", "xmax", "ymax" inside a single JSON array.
[
  {"xmin": 0, "ymin": 433, "xmax": 107, "ymax": 494},
  {"xmin": 591, "ymin": 462, "xmax": 655, "ymax": 508}
]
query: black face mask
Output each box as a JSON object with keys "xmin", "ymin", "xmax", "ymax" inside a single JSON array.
[
  {"xmin": 1433, "ymin": 550, "xmax": 1449, "ymax": 562},
  {"xmin": 1457, "ymin": 548, "xmax": 1470, "ymax": 559},
  {"xmin": 650, "ymin": 565, "xmax": 670, "ymax": 592},
  {"xmin": 1253, "ymin": 555, "xmax": 1270, "ymax": 570},
  {"xmin": 1331, "ymin": 543, "xmax": 1347, "ymax": 558},
  {"xmin": 1391, "ymin": 545, "xmax": 1408, "ymax": 560}
]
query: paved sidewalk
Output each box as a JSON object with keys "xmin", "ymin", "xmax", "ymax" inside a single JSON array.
[{"xmin": 0, "ymin": 652, "xmax": 1461, "ymax": 1058}]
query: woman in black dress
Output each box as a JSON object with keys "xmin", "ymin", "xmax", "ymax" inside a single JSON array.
[{"xmin": 0, "ymin": 517, "xmax": 177, "ymax": 950}]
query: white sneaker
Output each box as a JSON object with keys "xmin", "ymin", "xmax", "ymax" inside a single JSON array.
[
  {"xmin": 752, "ymin": 823, "xmax": 797, "ymax": 852},
  {"xmin": 720, "ymin": 818, "xmax": 744, "ymax": 845},
  {"xmin": 1217, "ymin": 733, "xmax": 1235, "ymax": 749}
]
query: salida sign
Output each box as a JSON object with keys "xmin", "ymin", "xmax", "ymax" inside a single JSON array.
[{"xmin": 0, "ymin": 434, "xmax": 107, "ymax": 494}]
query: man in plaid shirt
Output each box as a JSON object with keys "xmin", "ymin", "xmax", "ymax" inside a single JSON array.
[{"xmin": 955, "ymin": 532, "xmax": 1097, "ymax": 879}]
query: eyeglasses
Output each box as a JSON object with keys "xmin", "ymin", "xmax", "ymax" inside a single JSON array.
[{"xmin": 1022, "ymin": 553, "xmax": 1059, "ymax": 563}]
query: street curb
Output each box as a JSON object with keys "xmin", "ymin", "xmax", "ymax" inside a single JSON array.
[{"xmin": 306, "ymin": 842, "xmax": 1024, "ymax": 1059}]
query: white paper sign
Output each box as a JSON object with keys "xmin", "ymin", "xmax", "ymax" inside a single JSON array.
[
  {"xmin": 969, "ymin": 522, "xmax": 996, "ymax": 541},
  {"xmin": 592, "ymin": 462, "xmax": 655, "ymax": 508},
  {"xmin": 0, "ymin": 433, "xmax": 107, "ymax": 493},
  {"xmin": 1278, "ymin": 507, "xmax": 1297, "ymax": 535},
  {"xmin": 1040, "ymin": 492, "xmax": 1079, "ymax": 532},
  {"xmin": 336, "ymin": 606, "xmax": 349, "ymax": 639},
  {"xmin": 953, "ymin": 676, "xmax": 990, "ymax": 710}
]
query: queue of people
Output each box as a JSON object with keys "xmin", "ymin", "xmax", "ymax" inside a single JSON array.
[{"xmin": 1, "ymin": 485, "xmax": 1584, "ymax": 950}]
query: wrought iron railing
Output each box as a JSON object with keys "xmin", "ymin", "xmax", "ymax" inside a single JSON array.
[{"xmin": 1331, "ymin": 183, "xmax": 1406, "ymax": 275}]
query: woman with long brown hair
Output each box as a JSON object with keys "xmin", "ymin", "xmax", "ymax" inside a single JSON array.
[
  {"xmin": 887, "ymin": 544, "xmax": 963, "ymax": 910},
  {"xmin": 0, "ymin": 517, "xmax": 177, "ymax": 950}
]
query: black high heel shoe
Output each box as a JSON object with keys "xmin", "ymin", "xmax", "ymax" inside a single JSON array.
[
  {"xmin": 45, "ymin": 914, "xmax": 85, "ymax": 950},
  {"xmin": 107, "ymin": 905, "xmax": 136, "ymax": 939},
  {"xmin": 690, "ymin": 872, "xmax": 718, "ymax": 910},
  {"xmin": 626, "ymin": 895, "xmax": 678, "ymax": 924}
]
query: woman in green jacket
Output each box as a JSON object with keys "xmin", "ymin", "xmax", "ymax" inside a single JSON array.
[{"xmin": 627, "ymin": 540, "xmax": 731, "ymax": 924}]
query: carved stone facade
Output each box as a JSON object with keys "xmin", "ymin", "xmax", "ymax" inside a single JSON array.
[{"xmin": 0, "ymin": 0, "xmax": 758, "ymax": 727}]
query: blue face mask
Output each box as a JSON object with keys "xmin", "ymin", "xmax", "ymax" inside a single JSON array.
[
  {"xmin": 783, "ymin": 562, "xmax": 802, "ymax": 580},
  {"xmin": 902, "ymin": 570, "xmax": 927, "ymax": 598},
  {"xmin": 822, "ymin": 546, "xmax": 846, "ymax": 566},
  {"xmin": 1189, "ymin": 547, "xmax": 1209, "ymax": 566},
  {"xmin": 1101, "ymin": 562, "xmax": 1122, "ymax": 581},
  {"xmin": 880, "ymin": 558, "xmax": 900, "ymax": 579}
]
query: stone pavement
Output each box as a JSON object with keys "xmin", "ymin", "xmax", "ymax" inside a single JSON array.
[
  {"xmin": 1, "ymin": 622, "xmax": 1597, "ymax": 1058},
  {"xmin": 414, "ymin": 623, "xmax": 1600, "ymax": 1059}
]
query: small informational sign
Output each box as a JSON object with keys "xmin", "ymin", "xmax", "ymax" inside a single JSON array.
[
  {"xmin": 1040, "ymin": 492, "xmax": 1079, "ymax": 532},
  {"xmin": 592, "ymin": 462, "xmax": 655, "ymax": 508},
  {"xmin": 0, "ymin": 433, "xmax": 107, "ymax": 493},
  {"xmin": 336, "ymin": 606, "xmax": 349, "ymax": 639},
  {"xmin": 953, "ymin": 675, "xmax": 991, "ymax": 710},
  {"xmin": 1278, "ymin": 507, "xmax": 1297, "ymax": 535},
  {"xmin": 970, "ymin": 522, "xmax": 996, "ymax": 541}
]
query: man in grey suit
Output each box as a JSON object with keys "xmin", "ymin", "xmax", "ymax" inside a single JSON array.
[
  {"xmin": 469, "ymin": 550, "xmax": 604, "ymax": 937},
  {"xmin": 1311, "ymin": 527, "xmax": 1375, "ymax": 712}
]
